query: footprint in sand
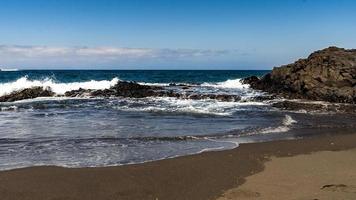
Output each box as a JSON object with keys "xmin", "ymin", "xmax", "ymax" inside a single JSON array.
[{"xmin": 321, "ymin": 184, "xmax": 356, "ymax": 193}]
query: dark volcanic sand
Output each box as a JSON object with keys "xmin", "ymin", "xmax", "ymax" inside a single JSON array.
[{"xmin": 0, "ymin": 132, "xmax": 356, "ymax": 200}]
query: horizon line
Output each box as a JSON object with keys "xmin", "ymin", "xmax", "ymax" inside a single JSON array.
[{"xmin": 0, "ymin": 68, "xmax": 272, "ymax": 71}]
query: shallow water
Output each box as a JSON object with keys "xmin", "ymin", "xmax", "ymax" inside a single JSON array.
[{"xmin": 0, "ymin": 70, "xmax": 354, "ymax": 170}]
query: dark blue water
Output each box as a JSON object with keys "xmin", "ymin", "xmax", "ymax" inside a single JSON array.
[
  {"xmin": 0, "ymin": 70, "xmax": 352, "ymax": 171},
  {"xmin": 0, "ymin": 70, "xmax": 269, "ymax": 84}
]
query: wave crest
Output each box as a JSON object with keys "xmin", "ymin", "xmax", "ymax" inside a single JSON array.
[
  {"xmin": 201, "ymin": 78, "xmax": 249, "ymax": 89},
  {"xmin": 0, "ymin": 77, "xmax": 119, "ymax": 96}
]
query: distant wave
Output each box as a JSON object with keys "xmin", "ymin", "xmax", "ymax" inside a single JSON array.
[
  {"xmin": 0, "ymin": 76, "xmax": 119, "ymax": 96},
  {"xmin": 138, "ymin": 82, "xmax": 171, "ymax": 87},
  {"xmin": 0, "ymin": 68, "xmax": 19, "ymax": 72},
  {"xmin": 201, "ymin": 78, "xmax": 249, "ymax": 89}
]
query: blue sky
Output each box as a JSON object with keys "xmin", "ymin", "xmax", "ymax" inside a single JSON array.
[{"xmin": 0, "ymin": 0, "xmax": 355, "ymax": 69}]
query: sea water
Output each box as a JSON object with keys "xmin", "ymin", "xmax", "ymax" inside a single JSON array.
[{"xmin": 0, "ymin": 70, "xmax": 354, "ymax": 170}]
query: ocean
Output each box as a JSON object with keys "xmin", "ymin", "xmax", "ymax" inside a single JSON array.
[{"xmin": 0, "ymin": 70, "xmax": 354, "ymax": 170}]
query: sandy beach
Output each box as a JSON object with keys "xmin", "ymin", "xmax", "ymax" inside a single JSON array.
[
  {"xmin": 0, "ymin": 132, "xmax": 355, "ymax": 200},
  {"xmin": 217, "ymin": 147, "xmax": 356, "ymax": 200},
  {"xmin": 0, "ymin": 0, "xmax": 355, "ymax": 199}
]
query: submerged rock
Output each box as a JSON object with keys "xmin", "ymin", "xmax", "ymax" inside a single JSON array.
[
  {"xmin": 0, "ymin": 87, "xmax": 54, "ymax": 102},
  {"xmin": 243, "ymin": 47, "xmax": 356, "ymax": 103},
  {"xmin": 187, "ymin": 93, "xmax": 241, "ymax": 102},
  {"xmin": 272, "ymin": 100, "xmax": 356, "ymax": 113}
]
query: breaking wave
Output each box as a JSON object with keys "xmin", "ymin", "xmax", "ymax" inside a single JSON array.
[
  {"xmin": 0, "ymin": 77, "xmax": 120, "ymax": 96},
  {"xmin": 137, "ymin": 78, "xmax": 248, "ymax": 89},
  {"xmin": 0, "ymin": 77, "xmax": 251, "ymax": 97},
  {"xmin": 0, "ymin": 68, "xmax": 19, "ymax": 72}
]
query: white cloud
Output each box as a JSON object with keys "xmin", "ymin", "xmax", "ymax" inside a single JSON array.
[
  {"xmin": 0, "ymin": 45, "xmax": 231, "ymax": 58},
  {"xmin": 0, "ymin": 45, "xmax": 242, "ymax": 69}
]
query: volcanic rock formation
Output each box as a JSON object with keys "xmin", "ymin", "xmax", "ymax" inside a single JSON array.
[{"xmin": 243, "ymin": 47, "xmax": 356, "ymax": 103}]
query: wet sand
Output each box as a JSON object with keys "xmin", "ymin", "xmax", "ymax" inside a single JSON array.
[{"xmin": 1, "ymin": 132, "xmax": 356, "ymax": 200}]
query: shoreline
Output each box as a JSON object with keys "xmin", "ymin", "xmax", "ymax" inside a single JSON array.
[{"xmin": 1, "ymin": 132, "xmax": 356, "ymax": 199}]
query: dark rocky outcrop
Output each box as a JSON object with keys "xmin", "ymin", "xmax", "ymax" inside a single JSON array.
[
  {"xmin": 64, "ymin": 88, "xmax": 93, "ymax": 97},
  {"xmin": 64, "ymin": 81, "xmax": 164, "ymax": 98},
  {"xmin": 242, "ymin": 47, "xmax": 356, "ymax": 103},
  {"xmin": 111, "ymin": 81, "xmax": 163, "ymax": 98},
  {"xmin": 62, "ymin": 81, "xmax": 241, "ymax": 102},
  {"xmin": 0, "ymin": 87, "xmax": 54, "ymax": 102}
]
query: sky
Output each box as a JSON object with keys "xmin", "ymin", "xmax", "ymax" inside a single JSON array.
[{"xmin": 0, "ymin": 0, "xmax": 355, "ymax": 69}]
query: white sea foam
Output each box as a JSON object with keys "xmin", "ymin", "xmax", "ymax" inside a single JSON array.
[
  {"xmin": 201, "ymin": 78, "xmax": 249, "ymax": 89},
  {"xmin": 139, "ymin": 78, "xmax": 248, "ymax": 89},
  {"xmin": 0, "ymin": 105, "xmax": 17, "ymax": 111},
  {"xmin": 260, "ymin": 115, "xmax": 297, "ymax": 134},
  {"xmin": 0, "ymin": 77, "xmax": 120, "ymax": 96},
  {"xmin": 197, "ymin": 146, "xmax": 225, "ymax": 153},
  {"xmin": 260, "ymin": 126, "xmax": 290, "ymax": 134},
  {"xmin": 137, "ymin": 82, "xmax": 170, "ymax": 87},
  {"xmin": 282, "ymin": 114, "xmax": 297, "ymax": 126},
  {"xmin": 114, "ymin": 97, "xmax": 267, "ymax": 116},
  {"xmin": 116, "ymin": 98, "xmax": 233, "ymax": 116},
  {"xmin": 4, "ymin": 96, "xmax": 90, "ymax": 104},
  {"xmin": 204, "ymin": 138, "xmax": 240, "ymax": 148}
]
